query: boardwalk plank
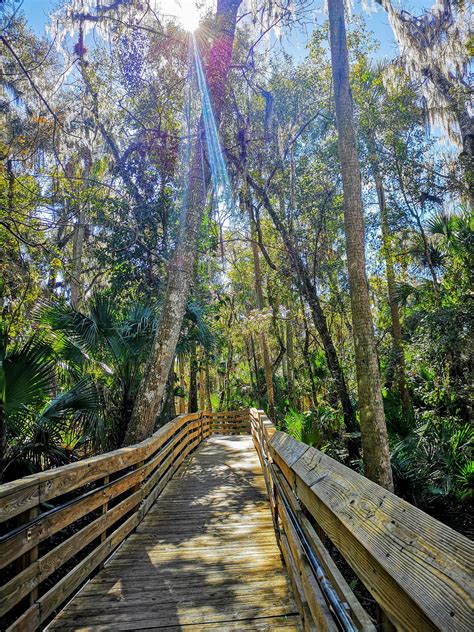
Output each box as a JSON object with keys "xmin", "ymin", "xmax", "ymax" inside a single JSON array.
[{"xmin": 47, "ymin": 435, "xmax": 301, "ymax": 631}]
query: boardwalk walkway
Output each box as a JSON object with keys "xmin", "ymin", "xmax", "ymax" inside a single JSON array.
[
  {"xmin": 3, "ymin": 409, "xmax": 470, "ymax": 632},
  {"xmin": 47, "ymin": 435, "xmax": 302, "ymax": 631}
]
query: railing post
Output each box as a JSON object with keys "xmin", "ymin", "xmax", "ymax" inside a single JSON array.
[
  {"xmin": 14, "ymin": 507, "xmax": 39, "ymax": 605},
  {"xmin": 100, "ymin": 474, "xmax": 110, "ymax": 538},
  {"xmin": 377, "ymin": 606, "xmax": 397, "ymax": 632}
]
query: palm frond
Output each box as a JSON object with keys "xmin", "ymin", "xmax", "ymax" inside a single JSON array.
[
  {"xmin": 1, "ymin": 336, "xmax": 55, "ymax": 413},
  {"xmin": 37, "ymin": 377, "xmax": 99, "ymax": 423},
  {"xmin": 393, "ymin": 281, "xmax": 419, "ymax": 305},
  {"xmin": 426, "ymin": 212, "xmax": 454, "ymax": 238},
  {"xmin": 40, "ymin": 295, "xmax": 118, "ymax": 354},
  {"xmin": 184, "ymin": 301, "xmax": 216, "ymax": 351}
]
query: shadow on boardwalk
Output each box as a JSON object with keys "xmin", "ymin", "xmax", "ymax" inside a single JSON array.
[{"xmin": 47, "ymin": 436, "xmax": 302, "ymax": 631}]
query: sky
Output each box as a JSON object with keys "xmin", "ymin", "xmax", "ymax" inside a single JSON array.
[{"xmin": 15, "ymin": 0, "xmax": 436, "ymax": 62}]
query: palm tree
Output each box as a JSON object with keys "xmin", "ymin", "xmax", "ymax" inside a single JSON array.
[
  {"xmin": 40, "ymin": 295, "xmax": 155, "ymax": 449},
  {"xmin": 41, "ymin": 294, "xmax": 215, "ymax": 446},
  {"xmin": 175, "ymin": 301, "xmax": 216, "ymax": 416},
  {"xmin": 0, "ymin": 325, "xmax": 101, "ymax": 482}
]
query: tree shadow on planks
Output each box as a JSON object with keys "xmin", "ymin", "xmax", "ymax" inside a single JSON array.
[{"xmin": 48, "ymin": 435, "xmax": 298, "ymax": 630}]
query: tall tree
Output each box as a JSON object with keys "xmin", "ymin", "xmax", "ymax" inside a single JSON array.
[
  {"xmin": 247, "ymin": 199, "xmax": 276, "ymax": 420},
  {"xmin": 366, "ymin": 134, "xmax": 411, "ymax": 412},
  {"xmin": 247, "ymin": 175, "xmax": 357, "ymax": 435},
  {"xmin": 124, "ymin": 0, "xmax": 242, "ymax": 444},
  {"xmin": 327, "ymin": 0, "xmax": 393, "ymax": 489}
]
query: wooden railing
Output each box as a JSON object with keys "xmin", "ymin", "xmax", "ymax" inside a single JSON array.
[
  {"xmin": 0, "ymin": 410, "xmax": 249, "ymax": 632},
  {"xmin": 249, "ymin": 408, "xmax": 473, "ymax": 632},
  {"xmin": 2, "ymin": 409, "xmax": 472, "ymax": 632}
]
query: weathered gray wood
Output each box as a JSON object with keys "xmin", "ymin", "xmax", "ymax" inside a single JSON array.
[
  {"xmin": 272, "ymin": 466, "xmax": 375, "ymax": 631},
  {"xmin": 0, "ymin": 490, "xmax": 142, "ymax": 616},
  {"xmin": 1, "ymin": 410, "xmax": 230, "ymax": 631},
  {"xmin": 280, "ymin": 530, "xmax": 316, "ymax": 632},
  {"xmin": 270, "ymin": 431, "xmax": 474, "ymax": 632},
  {"xmin": 47, "ymin": 435, "xmax": 301, "ymax": 631},
  {"xmin": 277, "ymin": 492, "xmax": 338, "ymax": 632}
]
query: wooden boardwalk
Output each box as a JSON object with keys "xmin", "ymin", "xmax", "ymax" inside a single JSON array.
[
  {"xmin": 47, "ymin": 435, "xmax": 302, "ymax": 631},
  {"xmin": 4, "ymin": 410, "xmax": 470, "ymax": 632}
]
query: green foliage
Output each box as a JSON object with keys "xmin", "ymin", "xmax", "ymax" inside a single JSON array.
[
  {"xmin": 1, "ymin": 2, "xmax": 472, "ymax": 537},
  {"xmin": 391, "ymin": 416, "xmax": 473, "ymax": 506},
  {"xmin": 1, "ymin": 325, "xmax": 104, "ymax": 481},
  {"xmin": 282, "ymin": 406, "xmax": 344, "ymax": 449},
  {"xmin": 283, "ymin": 409, "xmax": 321, "ymax": 447}
]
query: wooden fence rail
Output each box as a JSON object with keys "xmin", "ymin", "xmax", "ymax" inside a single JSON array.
[
  {"xmin": 0, "ymin": 410, "xmax": 248, "ymax": 632},
  {"xmin": 249, "ymin": 408, "xmax": 473, "ymax": 632},
  {"xmin": 2, "ymin": 408, "xmax": 472, "ymax": 632}
]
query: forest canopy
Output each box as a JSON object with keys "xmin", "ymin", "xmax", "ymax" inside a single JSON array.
[{"xmin": 0, "ymin": 0, "xmax": 472, "ymax": 531}]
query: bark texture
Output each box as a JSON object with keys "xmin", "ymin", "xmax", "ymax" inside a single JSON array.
[
  {"xmin": 328, "ymin": 0, "xmax": 393, "ymax": 489},
  {"xmin": 124, "ymin": 0, "xmax": 241, "ymax": 445},
  {"xmin": 369, "ymin": 145, "xmax": 411, "ymax": 412},
  {"xmin": 248, "ymin": 201, "xmax": 276, "ymax": 420},
  {"xmin": 286, "ymin": 311, "xmax": 296, "ymax": 408},
  {"xmin": 188, "ymin": 344, "xmax": 198, "ymax": 413},
  {"xmin": 248, "ymin": 175, "xmax": 356, "ymax": 434}
]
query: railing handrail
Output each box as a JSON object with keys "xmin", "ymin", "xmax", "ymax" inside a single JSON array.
[
  {"xmin": 0, "ymin": 409, "xmax": 249, "ymax": 632},
  {"xmin": 0, "ymin": 409, "xmax": 249, "ymax": 523},
  {"xmin": 3, "ymin": 407, "xmax": 472, "ymax": 632},
  {"xmin": 249, "ymin": 408, "xmax": 473, "ymax": 632}
]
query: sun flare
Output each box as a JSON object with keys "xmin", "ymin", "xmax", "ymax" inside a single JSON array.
[{"xmin": 161, "ymin": 0, "xmax": 202, "ymax": 32}]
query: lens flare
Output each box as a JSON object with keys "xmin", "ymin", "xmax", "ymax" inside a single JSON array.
[
  {"xmin": 180, "ymin": 5, "xmax": 200, "ymax": 32},
  {"xmin": 160, "ymin": 1, "xmax": 201, "ymax": 32}
]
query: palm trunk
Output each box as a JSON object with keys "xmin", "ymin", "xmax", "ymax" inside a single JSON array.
[
  {"xmin": 328, "ymin": 0, "xmax": 393, "ymax": 489},
  {"xmin": 124, "ymin": 0, "xmax": 241, "ymax": 444},
  {"xmin": 178, "ymin": 356, "xmax": 186, "ymax": 413},
  {"xmin": 199, "ymin": 351, "xmax": 206, "ymax": 411},
  {"xmin": 159, "ymin": 364, "xmax": 177, "ymax": 426},
  {"xmin": 205, "ymin": 357, "xmax": 213, "ymax": 412}
]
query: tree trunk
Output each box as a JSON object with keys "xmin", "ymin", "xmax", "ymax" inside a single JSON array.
[
  {"xmin": 70, "ymin": 205, "xmax": 86, "ymax": 308},
  {"xmin": 219, "ymin": 341, "xmax": 233, "ymax": 410},
  {"xmin": 328, "ymin": 0, "xmax": 393, "ymax": 489},
  {"xmin": 286, "ymin": 310, "xmax": 296, "ymax": 408},
  {"xmin": 124, "ymin": 0, "xmax": 241, "ymax": 444},
  {"xmin": 199, "ymin": 351, "xmax": 206, "ymax": 411},
  {"xmin": 249, "ymin": 176, "xmax": 356, "ymax": 433},
  {"xmin": 302, "ymin": 326, "xmax": 318, "ymax": 410},
  {"xmin": 205, "ymin": 356, "xmax": 213, "ymax": 412},
  {"xmin": 188, "ymin": 345, "xmax": 198, "ymax": 413},
  {"xmin": 369, "ymin": 143, "xmax": 411, "ymax": 413},
  {"xmin": 159, "ymin": 364, "xmax": 177, "ymax": 426},
  {"xmin": 248, "ymin": 201, "xmax": 276, "ymax": 420},
  {"xmin": 250, "ymin": 334, "xmax": 260, "ymax": 395},
  {"xmin": 178, "ymin": 356, "xmax": 186, "ymax": 414}
]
